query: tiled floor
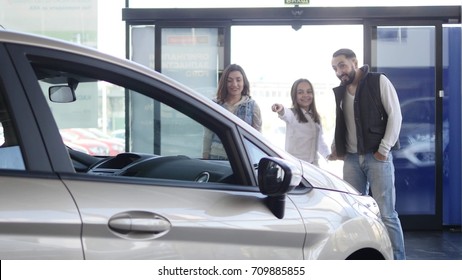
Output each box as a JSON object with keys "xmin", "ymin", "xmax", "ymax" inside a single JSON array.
[{"xmin": 404, "ymin": 227, "xmax": 462, "ymax": 260}]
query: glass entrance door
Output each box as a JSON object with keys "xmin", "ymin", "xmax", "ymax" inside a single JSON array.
[
  {"xmin": 367, "ymin": 23, "xmax": 443, "ymax": 230},
  {"xmin": 231, "ymin": 25, "xmax": 363, "ymax": 176}
]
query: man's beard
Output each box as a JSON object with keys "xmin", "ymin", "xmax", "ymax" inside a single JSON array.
[{"xmin": 339, "ymin": 70, "xmax": 356, "ymax": 86}]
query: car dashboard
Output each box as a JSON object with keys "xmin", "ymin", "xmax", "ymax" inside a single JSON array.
[{"xmin": 68, "ymin": 148, "xmax": 235, "ymax": 184}]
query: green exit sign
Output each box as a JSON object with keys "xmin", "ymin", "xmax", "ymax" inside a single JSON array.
[{"xmin": 285, "ymin": 0, "xmax": 310, "ymax": 5}]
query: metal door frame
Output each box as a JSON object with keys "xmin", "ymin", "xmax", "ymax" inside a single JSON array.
[{"xmin": 365, "ymin": 20, "xmax": 445, "ymax": 230}]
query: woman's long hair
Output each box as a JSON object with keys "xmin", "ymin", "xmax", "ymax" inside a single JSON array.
[
  {"xmin": 290, "ymin": 78, "xmax": 321, "ymax": 124},
  {"xmin": 216, "ymin": 64, "xmax": 250, "ymax": 104}
]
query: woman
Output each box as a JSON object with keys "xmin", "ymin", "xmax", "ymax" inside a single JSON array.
[
  {"xmin": 203, "ymin": 64, "xmax": 262, "ymax": 159},
  {"xmin": 272, "ymin": 78, "xmax": 329, "ymax": 166}
]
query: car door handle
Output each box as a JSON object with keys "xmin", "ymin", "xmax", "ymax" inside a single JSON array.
[{"xmin": 108, "ymin": 211, "xmax": 171, "ymax": 235}]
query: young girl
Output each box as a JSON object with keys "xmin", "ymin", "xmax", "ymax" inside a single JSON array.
[{"xmin": 272, "ymin": 78, "xmax": 329, "ymax": 166}]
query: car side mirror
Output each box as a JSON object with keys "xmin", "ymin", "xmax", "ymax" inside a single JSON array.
[{"xmin": 258, "ymin": 157, "xmax": 302, "ymax": 219}]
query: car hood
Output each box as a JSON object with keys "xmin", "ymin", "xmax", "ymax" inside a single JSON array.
[
  {"xmin": 255, "ymin": 132, "xmax": 360, "ymax": 195},
  {"xmin": 299, "ymin": 160, "xmax": 361, "ymax": 195},
  {"xmin": 291, "ymin": 159, "xmax": 382, "ymax": 219}
]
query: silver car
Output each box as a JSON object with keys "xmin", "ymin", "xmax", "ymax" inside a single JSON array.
[{"xmin": 0, "ymin": 30, "xmax": 392, "ymax": 260}]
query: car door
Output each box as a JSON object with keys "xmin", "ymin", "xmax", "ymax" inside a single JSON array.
[
  {"xmin": 0, "ymin": 44, "xmax": 83, "ymax": 260},
  {"xmin": 64, "ymin": 178, "xmax": 305, "ymax": 259},
  {"xmin": 7, "ymin": 39, "xmax": 306, "ymax": 259}
]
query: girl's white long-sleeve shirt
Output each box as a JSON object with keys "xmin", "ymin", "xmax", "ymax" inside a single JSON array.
[{"xmin": 278, "ymin": 107, "xmax": 330, "ymax": 165}]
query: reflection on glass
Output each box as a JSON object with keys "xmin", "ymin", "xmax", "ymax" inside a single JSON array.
[{"xmin": 374, "ymin": 26, "xmax": 436, "ymax": 215}]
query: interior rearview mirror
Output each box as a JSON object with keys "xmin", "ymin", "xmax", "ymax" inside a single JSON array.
[{"xmin": 49, "ymin": 85, "xmax": 76, "ymax": 103}]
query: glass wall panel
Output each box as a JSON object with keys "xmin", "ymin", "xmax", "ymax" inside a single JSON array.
[
  {"xmin": 161, "ymin": 28, "xmax": 221, "ymax": 98},
  {"xmin": 159, "ymin": 28, "xmax": 222, "ymax": 155},
  {"xmin": 130, "ymin": 25, "xmax": 155, "ymax": 153},
  {"xmin": 442, "ymin": 24, "xmax": 461, "ymax": 225},
  {"xmin": 129, "ymin": 26, "xmax": 223, "ymax": 156},
  {"xmin": 373, "ymin": 26, "xmax": 437, "ymax": 215}
]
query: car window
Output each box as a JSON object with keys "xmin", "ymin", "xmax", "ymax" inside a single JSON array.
[
  {"xmin": 0, "ymin": 83, "xmax": 25, "ymax": 170},
  {"xmin": 244, "ymin": 138, "xmax": 269, "ymax": 175},
  {"xmin": 32, "ymin": 63, "xmax": 240, "ymax": 185}
]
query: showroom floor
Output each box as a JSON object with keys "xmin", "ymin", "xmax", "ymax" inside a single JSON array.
[{"xmin": 404, "ymin": 228, "xmax": 462, "ymax": 260}]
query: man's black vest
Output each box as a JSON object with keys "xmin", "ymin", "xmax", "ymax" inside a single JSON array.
[{"xmin": 333, "ymin": 66, "xmax": 399, "ymax": 156}]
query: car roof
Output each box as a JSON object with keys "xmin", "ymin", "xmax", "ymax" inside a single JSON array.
[
  {"xmin": 0, "ymin": 29, "xmax": 207, "ymax": 102},
  {"xmin": 0, "ymin": 29, "xmax": 267, "ymax": 142}
]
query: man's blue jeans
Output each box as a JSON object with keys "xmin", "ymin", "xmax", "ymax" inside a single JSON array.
[{"xmin": 343, "ymin": 152, "xmax": 406, "ymax": 260}]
